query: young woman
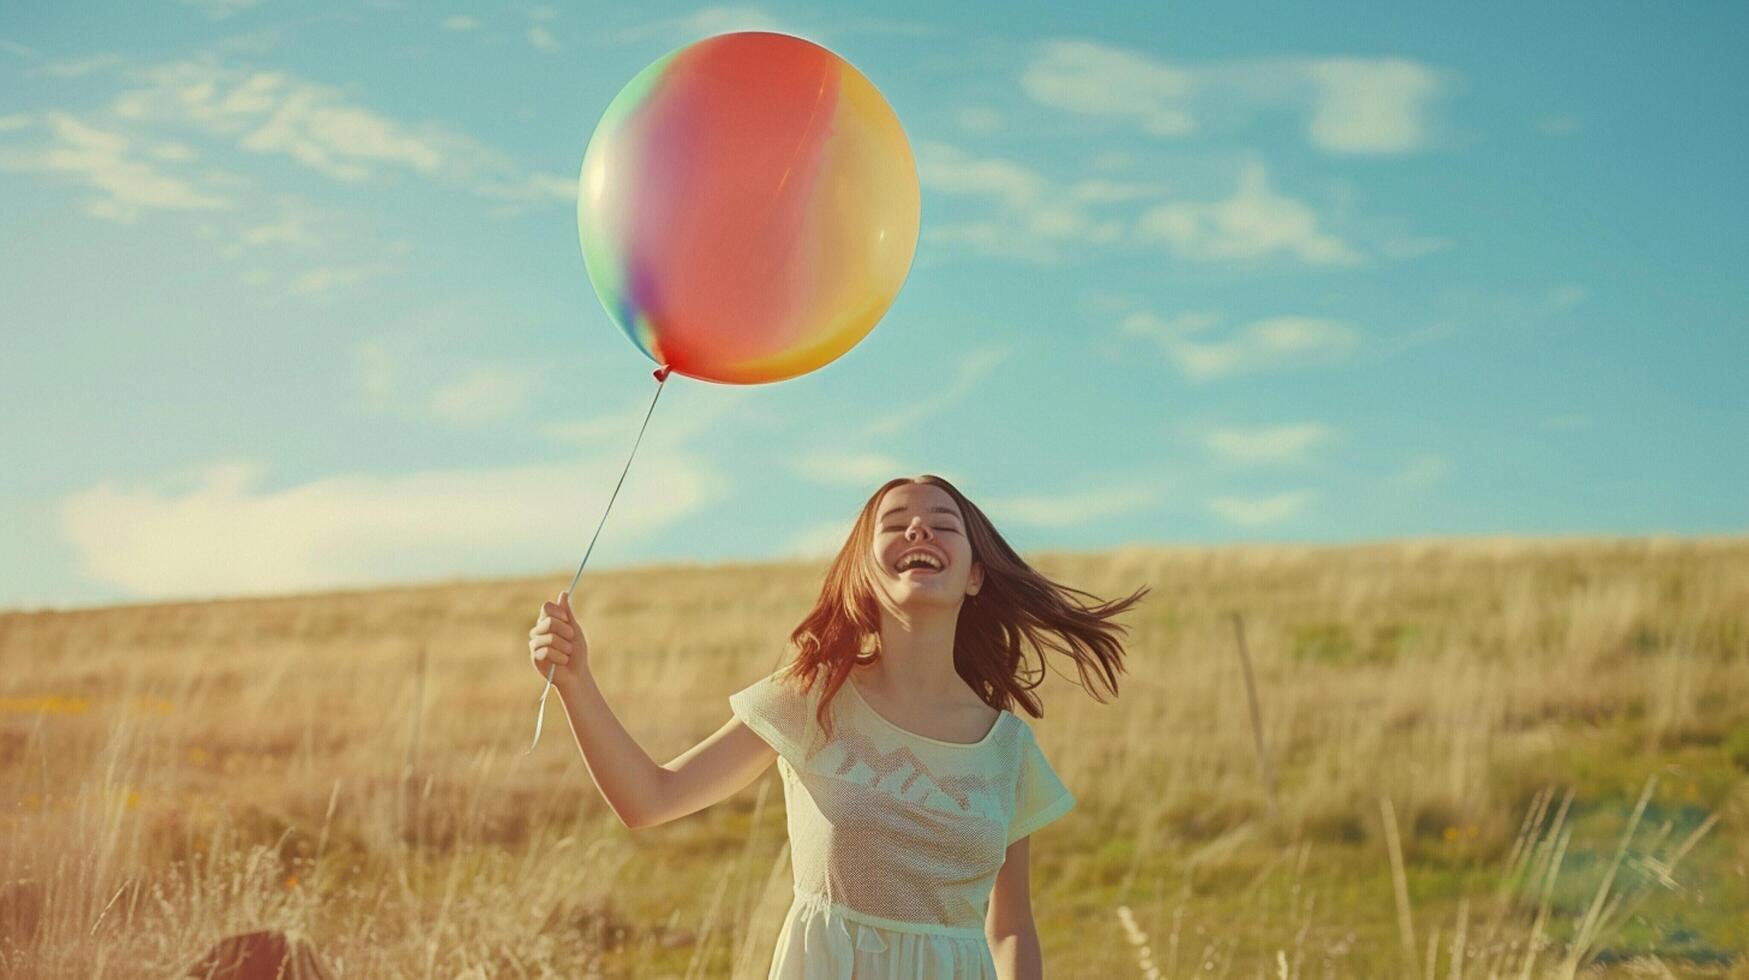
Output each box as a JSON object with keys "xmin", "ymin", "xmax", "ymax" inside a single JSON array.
[{"xmin": 527, "ymin": 474, "xmax": 1148, "ymax": 978}]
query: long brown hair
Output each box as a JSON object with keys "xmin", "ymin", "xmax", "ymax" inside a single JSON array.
[{"xmin": 775, "ymin": 474, "xmax": 1149, "ymax": 741}]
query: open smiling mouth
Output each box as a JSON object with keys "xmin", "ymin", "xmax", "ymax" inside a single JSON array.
[{"xmin": 894, "ymin": 552, "xmax": 945, "ymax": 576}]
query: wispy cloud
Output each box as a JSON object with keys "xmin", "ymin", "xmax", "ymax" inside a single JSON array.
[
  {"xmin": 1021, "ymin": 39, "xmax": 1196, "ymax": 137},
  {"xmin": 527, "ymin": 26, "xmax": 560, "ymax": 53},
  {"xmin": 1135, "ymin": 160, "xmax": 1361, "ymax": 266},
  {"xmin": 539, "ymin": 383, "xmax": 753, "ymax": 451},
  {"xmin": 0, "ymin": 38, "xmax": 42, "ymax": 60},
  {"xmin": 429, "ymin": 368, "xmax": 535, "ymax": 425},
  {"xmin": 288, "ymin": 262, "xmax": 396, "ymax": 297},
  {"xmin": 783, "ymin": 520, "xmax": 852, "ymax": 559},
  {"xmin": 1021, "ymin": 40, "xmax": 1450, "ymax": 155},
  {"xmin": 59, "ymin": 455, "xmax": 727, "ymax": 601},
  {"xmin": 440, "ymin": 15, "xmax": 480, "ymax": 31},
  {"xmin": 605, "ymin": 6, "xmax": 790, "ymax": 44},
  {"xmin": 984, "ymin": 481, "xmax": 1164, "ymax": 528},
  {"xmin": 1204, "ymin": 422, "xmax": 1338, "ymax": 464},
  {"xmin": 1206, "ymin": 490, "xmax": 1312, "ymax": 526},
  {"xmin": 354, "ymin": 335, "xmax": 553, "ymax": 423},
  {"xmin": 0, "ymin": 112, "xmax": 231, "ymax": 221},
  {"xmin": 28, "ymin": 53, "xmax": 125, "ymax": 79},
  {"xmin": 861, "ymin": 345, "xmax": 1013, "ymax": 437},
  {"xmin": 791, "ymin": 451, "xmax": 910, "ymax": 486},
  {"xmin": 917, "ymin": 141, "xmax": 1156, "ymax": 262},
  {"xmin": 477, "ymin": 171, "xmax": 575, "ymax": 217},
  {"xmin": 1122, "ymin": 311, "xmax": 1360, "ymax": 380},
  {"xmin": 108, "ymin": 57, "xmax": 519, "ymax": 189}
]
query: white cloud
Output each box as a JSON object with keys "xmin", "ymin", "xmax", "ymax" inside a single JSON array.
[
  {"xmin": 59, "ymin": 455, "xmax": 727, "ymax": 601},
  {"xmin": 783, "ymin": 520, "xmax": 853, "ymax": 559},
  {"xmin": 1135, "ymin": 160, "xmax": 1361, "ymax": 266},
  {"xmin": 0, "ymin": 111, "xmax": 231, "ymax": 221},
  {"xmin": 1207, "ymin": 491, "xmax": 1312, "ymax": 526},
  {"xmin": 428, "ymin": 368, "xmax": 534, "ymax": 424},
  {"xmin": 1021, "ymin": 39, "xmax": 1196, "ymax": 137},
  {"xmin": 1, "ymin": 39, "xmax": 42, "ymax": 60},
  {"xmin": 791, "ymin": 452, "xmax": 908, "ymax": 486},
  {"xmin": 241, "ymin": 213, "xmax": 311, "ymax": 245},
  {"xmin": 30, "ymin": 53, "xmax": 124, "ymax": 79},
  {"xmin": 239, "ymin": 85, "xmax": 443, "ymax": 181},
  {"xmin": 917, "ymin": 140, "xmax": 1047, "ymax": 210},
  {"xmin": 148, "ymin": 140, "xmax": 199, "ymax": 162},
  {"xmin": 288, "ymin": 262, "xmax": 395, "ymax": 297},
  {"xmin": 862, "ymin": 345, "xmax": 1012, "ymax": 437},
  {"xmin": 478, "ymin": 171, "xmax": 575, "ymax": 217},
  {"xmin": 917, "ymin": 141, "xmax": 1138, "ymax": 262},
  {"xmin": 538, "ymin": 406, "xmax": 650, "ymax": 444},
  {"xmin": 528, "ymin": 26, "xmax": 560, "ymax": 53},
  {"xmin": 1303, "ymin": 58, "xmax": 1442, "ymax": 154},
  {"xmin": 607, "ymin": 6, "xmax": 789, "ymax": 44},
  {"xmin": 984, "ymin": 482, "xmax": 1163, "ymax": 528},
  {"xmin": 110, "ymin": 58, "xmax": 517, "ymax": 189},
  {"xmin": 1204, "ymin": 422, "xmax": 1337, "ymax": 464},
  {"xmin": 1020, "ymin": 40, "xmax": 1447, "ymax": 156},
  {"xmin": 441, "ymin": 15, "xmax": 480, "ymax": 31},
  {"xmin": 1123, "ymin": 311, "xmax": 1359, "ymax": 381}
]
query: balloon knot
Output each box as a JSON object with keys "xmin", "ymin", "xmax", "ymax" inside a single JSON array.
[{"xmin": 653, "ymin": 364, "xmax": 673, "ymax": 382}]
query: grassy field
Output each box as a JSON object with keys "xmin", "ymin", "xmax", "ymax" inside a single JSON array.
[{"xmin": 2, "ymin": 535, "xmax": 1746, "ymax": 978}]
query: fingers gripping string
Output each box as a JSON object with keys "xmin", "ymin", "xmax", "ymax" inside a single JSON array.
[{"xmin": 526, "ymin": 364, "xmax": 673, "ymax": 755}]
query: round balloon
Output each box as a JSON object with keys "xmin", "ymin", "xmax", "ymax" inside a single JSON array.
[{"xmin": 577, "ymin": 31, "xmax": 920, "ymax": 385}]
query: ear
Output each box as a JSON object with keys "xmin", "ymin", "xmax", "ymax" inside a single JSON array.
[{"xmin": 967, "ymin": 561, "xmax": 984, "ymax": 596}]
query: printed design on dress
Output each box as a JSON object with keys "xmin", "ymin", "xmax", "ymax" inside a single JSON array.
[{"xmin": 810, "ymin": 727, "xmax": 1010, "ymax": 820}]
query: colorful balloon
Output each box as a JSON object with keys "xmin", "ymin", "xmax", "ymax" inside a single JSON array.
[{"xmin": 577, "ymin": 32, "xmax": 920, "ymax": 385}]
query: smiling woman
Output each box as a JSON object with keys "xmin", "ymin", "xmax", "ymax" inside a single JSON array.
[
  {"xmin": 525, "ymin": 474, "xmax": 1150, "ymax": 978},
  {"xmin": 726, "ymin": 474, "xmax": 1151, "ymax": 977}
]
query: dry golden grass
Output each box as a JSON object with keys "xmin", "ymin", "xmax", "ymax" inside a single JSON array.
[{"xmin": 2, "ymin": 535, "xmax": 1747, "ymax": 978}]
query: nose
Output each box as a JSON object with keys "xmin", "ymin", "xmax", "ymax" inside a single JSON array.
[{"xmin": 904, "ymin": 516, "xmax": 933, "ymax": 542}]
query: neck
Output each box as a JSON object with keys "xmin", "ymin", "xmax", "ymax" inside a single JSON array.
[{"xmin": 865, "ymin": 603, "xmax": 967, "ymax": 699}]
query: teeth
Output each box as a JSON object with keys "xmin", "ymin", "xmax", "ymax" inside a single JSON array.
[{"xmin": 897, "ymin": 552, "xmax": 943, "ymax": 572}]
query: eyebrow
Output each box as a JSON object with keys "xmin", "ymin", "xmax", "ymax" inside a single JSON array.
[{"xmin": 878, "ymin": 505, "xmax": 962, "ymax": 524}]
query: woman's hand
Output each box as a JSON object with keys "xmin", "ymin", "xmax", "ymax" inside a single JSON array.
[{"xmin": 529, "ymin": 590, "xmax": 590, "ymax": 690}]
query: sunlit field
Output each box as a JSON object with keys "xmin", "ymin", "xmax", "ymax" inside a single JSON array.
[{"xmin": 2, "ymin": 536, "xmax": 1746, "ymax": 978}]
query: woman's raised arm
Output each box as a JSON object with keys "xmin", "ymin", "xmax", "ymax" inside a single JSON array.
[{"xmin": 531, "ymin": 591, "xmax": 778, "ymax": 830}]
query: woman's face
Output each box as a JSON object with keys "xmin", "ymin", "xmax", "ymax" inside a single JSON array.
[{"xmin": 869, "ymin": 482, "xmax": 983, "ymax": 610}]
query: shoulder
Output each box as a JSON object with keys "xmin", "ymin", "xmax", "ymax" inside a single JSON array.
[{"xmin": 731, "ymin": 667, "xmax": 812, "ymax": 698}]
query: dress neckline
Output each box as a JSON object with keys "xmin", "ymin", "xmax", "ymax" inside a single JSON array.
[{"xmin": 843, "ymin": 677, "xmax": 1007, "ymax": 748}]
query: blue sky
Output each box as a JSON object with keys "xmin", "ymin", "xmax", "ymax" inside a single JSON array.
[{"xmin": 2, "ymin": 1, "xmax": 1745, "ymax": 611}]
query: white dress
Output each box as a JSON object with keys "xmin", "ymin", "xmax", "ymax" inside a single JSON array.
[{"xmin": 728, "ymin": 668, "xmax": 1077, "ymax": 979}]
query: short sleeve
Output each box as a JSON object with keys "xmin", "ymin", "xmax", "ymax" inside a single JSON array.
[
  {"xmin": 728, "ymin": 670, "xmax": 820, "ymax": 764},
  {"xmin": 1008, "ymin": 728, "xmax": 1076, "ymax": 846}
]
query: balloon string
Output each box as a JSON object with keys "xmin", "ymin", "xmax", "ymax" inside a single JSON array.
[{"xmin": 526, "ymin": 363, "xmax": 673, "ymax": 755}]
